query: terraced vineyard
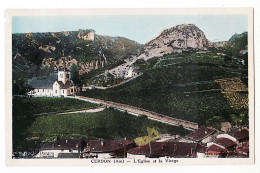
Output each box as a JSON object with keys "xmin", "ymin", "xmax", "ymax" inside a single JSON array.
[
  {"xmin": 215, "ymin": 77, "xmax": 248, "ymax": 110},
  {"xmin": 81, "ymin": 51, "xmax": 248, "ymax": 128}
]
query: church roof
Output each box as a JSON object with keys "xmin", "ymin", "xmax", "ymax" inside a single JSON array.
[
  {"xmin": 55, "ymin": 80, "xmax": 74, "ymax": 89},
  {"xmin": 28, "ymin": 76, "xmax": 56, "ymax": 89}
]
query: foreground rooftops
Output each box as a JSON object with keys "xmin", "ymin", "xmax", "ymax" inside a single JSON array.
[
  {"xmin": 214, "ymin": 137, "xmax": 237, "ymax": 148},
  {"xmin": 229, "ymin": 128, "xmax": 249, "ymax": 141},
  {"xmin": 83, "ymin": 139, "xmax": 134, "ymax": 153},
  {"xmin": 40, "ymin": 139, "xmax": 80, "ymax": 150},
  {"xmin": 127, "ymin": 141, "xmax": 207, "ymax": 158},
  {"xmin": 207, "ymin": 144, "xmax": 228, "ymax": 154},
  {"xmin": 185, "ymin": 125, "xmax": 216, "ymax": 142}
]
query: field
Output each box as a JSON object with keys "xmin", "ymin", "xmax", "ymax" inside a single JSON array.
[
  {"xmin": 13, "ymin": 96, "xmax": 97, "ymax": 115},
  {"xmin": 13, "ymin": 96, "xmax": 96, "ymax": 151},
  {"xmin": 81, "ymin": 51, "xmax": 248, "ymax": 128},
  {"xmin": 12, "ymin": 97, "xmax": 188, "ymax": 151}
]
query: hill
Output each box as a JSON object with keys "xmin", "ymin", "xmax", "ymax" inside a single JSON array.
[
  {"xmin": 137, "ymin": 24, "xmax": 211, "ymax": 60},
  {"xmin": 81, "ymin": 32, "xmax": 249, "ymax": 128},
  {"xmin": 103, "ymin": 24, "xmax": 227, "ymax": 83}
]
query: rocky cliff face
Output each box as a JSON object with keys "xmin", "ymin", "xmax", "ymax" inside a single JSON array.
[
  {"xmin": 137, "ymin": 24, "xmax": 211, "ymax": 60},
  {"xmin": 12, "ymin": 29, "xmax": 142, "ymax": 82},
  {"xmin": 209, "ymin": 41, "xmax": 228, "ymax": 48}
]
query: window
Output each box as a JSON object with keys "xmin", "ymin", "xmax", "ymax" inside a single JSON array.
[
  {"xmin": 60, "ymin": 74, "xmax": 63, "ymax": 78},
  {"xmin": 71, "ymin": 88, "xmax": 73, "ymax": 92},
  {"xmin": 38, "ymin": 89, "xmax": 39, "ymax": 92},
  {"xmin": 55, "ymin": 90, "xmax": 57, "ymax": 93},
  {"xmin": 66, "ymin": 74, "xmax": 69, "ymax": 79},
  {"xmin": 63, "ymin": 90, "xmax": 64, "ymax": 93}
]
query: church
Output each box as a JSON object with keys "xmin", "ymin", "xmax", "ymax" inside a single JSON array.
[{"xmin": 28, "ymin": 67, "xmax": 77, "ymax": 97}]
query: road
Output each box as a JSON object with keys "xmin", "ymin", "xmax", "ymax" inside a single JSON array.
[{"xmin": 70, "ymin": 96, "xmax": 199, "ymax": 131}]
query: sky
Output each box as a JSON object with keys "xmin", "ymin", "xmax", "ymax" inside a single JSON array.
[{"xmin": 12, "ymin": 15, "xmax": 248, "ymax": 44}]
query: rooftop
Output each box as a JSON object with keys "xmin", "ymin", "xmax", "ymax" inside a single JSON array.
[
  {"xmin": 40, "ymin": 139, "xmax": 81, "ymax": 150},
  {"xmin": 84, "ymin": 139, "xmax": 134, "ymax": 153},
  {"xmin": 185, "ymin": 125, "xmax": 216, "ymax": 142},
  {"xmin": 214, "ymin": 137, "xmax": 237, "ymax": 148},
  {"xmin": 56, "ymin": 80, "xmax": 74, "ymax": 89},
  {"xmin": 28, "ymin": 76, "xmax": 56, "ymax": 89},
  {"xmin": 207, "ymin": 144, "xmax": 228, "ymax": 154},
  {"xmin": 230, "ymin": 128, "xmax": 249, "ymax": 141},
  {"xmin": 127, "ymin": 142, "xmax": 207, "ymax": 158}
]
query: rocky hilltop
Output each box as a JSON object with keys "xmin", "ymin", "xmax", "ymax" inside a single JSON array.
[{"xmin": 137, "ymin": 24, "xmax": 211, "ymax": 60}]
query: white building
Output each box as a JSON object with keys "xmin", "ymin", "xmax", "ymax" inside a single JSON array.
[
  {"xmin": 28, "ymin": 67, "xmax": 76, "ymax": 97},
  {"xmin": 34, "ymin": 139, "xmax": 81, "ymax": 158}
]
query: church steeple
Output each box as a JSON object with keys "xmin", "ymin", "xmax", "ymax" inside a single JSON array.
[{"xmin": 58, "ymin": 66, "xmax": 71, "ymax": 84}]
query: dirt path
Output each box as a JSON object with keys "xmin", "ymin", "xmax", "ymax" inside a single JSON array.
[{"xmin": 34, "ymin": 106, "xmax": 105, "ymax": 116}]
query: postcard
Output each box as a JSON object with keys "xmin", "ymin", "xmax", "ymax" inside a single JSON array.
[{"xmin": 5, "ymin": 8, "xmax": 254, "ymax": 166}]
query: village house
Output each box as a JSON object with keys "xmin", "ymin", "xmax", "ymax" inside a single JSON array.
[
  {"xmin": 126, "ymin": 141, "xmax": 207, "ymax": 159},
  {"xmin": 229, "ymin": 127, "xmax": 249, "ymax": 156},
  {"xmin": 81, "ymin": 139, "xmax": 135, "ymax": 159},
  {"xmin": 205, "ymin": 144, "xmax": 229, "ymax": 158},
  {"xmin": 34, "ymin": 139, "xmax": 81, "ymax": 158},
  {"xmin": 229, "ymin": 127, "xmax": 249, "ymax": 143},
  {"xmin": 206, "ymin": 135, "xmax": 237, "ymax": 158},
  {"xmin": 28, "ymin": 67, "xmax": 77, "ymax": 97},
  {"xmin": 179, "ymin": 125, "xmax": 217, "ymax": 144}
]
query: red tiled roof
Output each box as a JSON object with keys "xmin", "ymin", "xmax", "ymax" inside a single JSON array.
[
  {"xmin": 186, "ymin": 126, "xmax": 216, "ymax": 142},
  {"xmin": 230, "ymin": 128, "xmax": 249, "ymax": 141},
  {"xmin": 86, "ymin": 139, "xmax": 134, "ymax": 153},
  {"xmin": 127, "ymin": 145, "xmax": 150, "ymax": 155},
  {"xmin": 207, "ymin": 144, "xmax": 228, "ymax": 154},
  {"xmin": 127, "ymin": 142, "xmax": 207, "ymax": 157},
  {"xmin": 215, "ymin": 137, "xmax": 237, "ymax": 148},
  {"xmin": 197, "ymin": 144, "xmax": 207, "ymax": 153}
]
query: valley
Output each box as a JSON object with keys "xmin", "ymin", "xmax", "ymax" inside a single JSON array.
[{"xmin": 12, "ymin": 23, "xmax": 249, "ymax": 158}]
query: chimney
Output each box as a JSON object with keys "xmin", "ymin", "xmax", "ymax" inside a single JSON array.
[
  {"xmin": 100, "ymin": 140, "xmax": 104, "ymax": 146},
  {"xmin": 66, "ymin": 140, "xmax": 68, "ymax": 143},
  {"xmin": 191, "ymin": 148, "xmax": 194, "ymax": 155},
  {"xmin": 149, "ymin": 142, "xmax": 152, "ymax": 155},
  {"xmin": 173, "ymin": 144, "xmax": 177, "ymax": 154},
  {"xmin": 205, "ymin": 130, "xmax": 208, "ymax": 134}
]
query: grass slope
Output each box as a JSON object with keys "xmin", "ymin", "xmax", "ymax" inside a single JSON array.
[
  {"xmin": 26, "ymin": 108, "xmax": 188, "ymax": 142},
  {"xmin": 12, "ymin": 97, "xmax": 188, "ymax": 151},
  {"xmin": 12, "ymin": 97, "xmax": 96, "ymax": 151}
]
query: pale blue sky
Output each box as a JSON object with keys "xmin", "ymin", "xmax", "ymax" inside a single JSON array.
[{"xmin": 12, "ymin": 15, "xmax": 247, "ymax": 44}]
